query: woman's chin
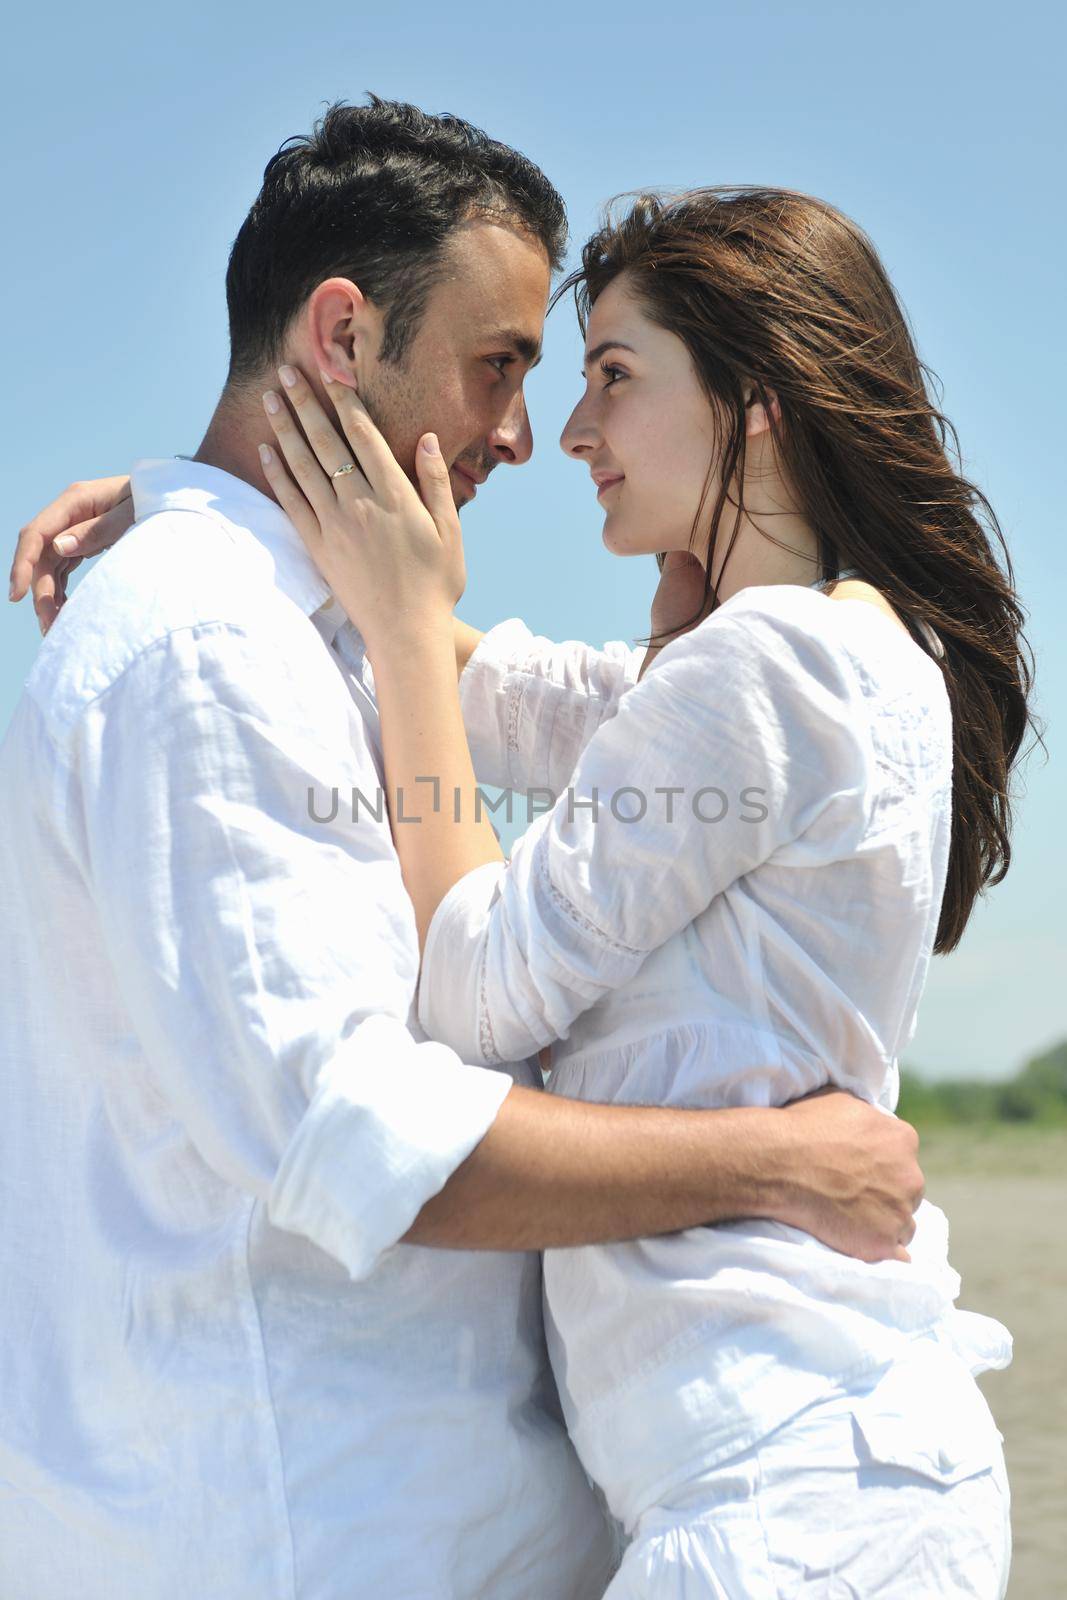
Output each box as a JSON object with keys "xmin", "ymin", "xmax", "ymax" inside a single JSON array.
[{"xmin": 602, "ymin": 519, "xmax": 664, "ymax": 558}]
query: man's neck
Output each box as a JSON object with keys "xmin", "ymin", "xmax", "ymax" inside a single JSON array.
[{"xmin": 192, "ymin": 382, "xmax": 279, "ymax": 503}]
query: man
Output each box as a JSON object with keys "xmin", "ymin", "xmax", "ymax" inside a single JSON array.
[{"xmin": 3, "ymin": 96, "xmax": 922, "ymax": 1598}]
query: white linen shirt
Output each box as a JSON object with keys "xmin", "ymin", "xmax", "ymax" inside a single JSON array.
[
  {"xmin": 434, "ymin": 592, "xmax": 1013, "ymax": 1529},
  {"xmin": 0, "ymin": 460, "xmax": 616, "ymax": 1599}
]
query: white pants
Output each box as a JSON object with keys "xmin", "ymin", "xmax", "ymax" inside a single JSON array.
[{"xmin": 603, "ymin": 1340, "xmax": 1010, "ymax": 1598}]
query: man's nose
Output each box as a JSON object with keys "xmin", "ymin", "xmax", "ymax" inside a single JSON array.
[{"xmin": 488, "ymin": 392, "xmax": 534, "ymax": 466}]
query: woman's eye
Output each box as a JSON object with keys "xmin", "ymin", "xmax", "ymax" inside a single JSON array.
[{"xmin": 600, "ymin": 362, "xmax": 626, "ymax": 387}]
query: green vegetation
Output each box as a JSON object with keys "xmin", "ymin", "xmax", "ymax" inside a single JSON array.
[{"xmin": 898, "ymin": 1038, "xmax": 1067, "ymax": 1128}]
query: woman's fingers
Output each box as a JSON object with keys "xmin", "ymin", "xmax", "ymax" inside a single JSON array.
[
  {"xmin": 25, "ymin": 497, "xmax": 138, "ymax": 634},
  {"xmin": 321, "ymin": 372, "xmax": 403, "ymax": 492},
  {"xmin": 275, "ymin": 362, "xmax": 422, "ymax": 502},
  {"xmin": 412, "ymin": 435, "xmax": 454, "ymax": 523},
  {"xmin": 257, "ymin": 443, "xmax": 332, "ymax": 552},
  {"xmin": 413, "ymin": 435, "xmax": 466, "ymax": 608},
  {"xmin": 10, "ymin": 476, "xmax": 132, "ymax": 602},
  {"xmin": 11, "ymin": 515, "xmax": 53, "ymax": 601},
  {"xmin": 31, "ymin": 558, "xmax": 62, "ymax": 635},
  {"xmin": 278, "ymin": 366, "xmax": 372, "ymax": 490},
  {"xmin": 53, "ymin": 499, "xmax": 137, "ymax": 564},
  {"xmin": 261, "ymin": 368, "xmax": 366, "ymax": 521},
  {"xmin": 32, "ymin": 551, "xmax": 79, "ymax": 635},
  {"xmin": 413, "ymin": 435, "xmax": 465, "ymax": 590}
]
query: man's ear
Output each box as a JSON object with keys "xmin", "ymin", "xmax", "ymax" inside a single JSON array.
[
  {"xmin": 300, "ymin": 277, "xmax": 384, "ymax": 389},
  {"xmin": 743, "ymin": 383, "xmax": 782, "ymax": 438}
]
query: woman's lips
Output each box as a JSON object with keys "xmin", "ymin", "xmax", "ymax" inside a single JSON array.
[{"xmin": 596, "ymin": 476, "xmax": 624, "ymax": 500}]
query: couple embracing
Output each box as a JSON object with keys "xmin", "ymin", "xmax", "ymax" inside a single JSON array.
[{"xmin": 3, "ymin": 94, "xmax": 1028, "ymax": 1597}]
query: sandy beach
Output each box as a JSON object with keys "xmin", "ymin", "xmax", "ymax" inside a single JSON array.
[{"xmin": 921, "ymin": 1128, "xmax": 1066, "ymax": 1599}]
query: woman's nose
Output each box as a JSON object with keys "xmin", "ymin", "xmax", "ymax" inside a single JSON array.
[{"xmin": 560, "ymin": 399, "xmax": 599, "ymax": 459}]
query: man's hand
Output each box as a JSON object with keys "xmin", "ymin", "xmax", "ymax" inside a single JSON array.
[
  {"xmin": 639, "ymin": 551, "xmax": 714, "ymax": 680},
  {"xmin": 405, "ymin": 1083, "xmax": 923, "ymax": 1260},
  {"xmin": 9, "ymin": 475, "xmax": 134, "ymax": 634},
  {"xmin": 771, "ymin": 1090, "xmax": 924, "ymax": 1263}
]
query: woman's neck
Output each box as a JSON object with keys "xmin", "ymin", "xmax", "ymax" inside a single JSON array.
[
  {"xmin": 709, "ymin": 510, "xmax": 823, "ymax": 603},
  {"xmin": 705, "ymin": 441, "xmax": 823, "ymax": 602}
]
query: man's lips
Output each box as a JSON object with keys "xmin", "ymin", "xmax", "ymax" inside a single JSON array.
[{"xmin": 452, "ymin": 464, "xmax": 487, "ymax": 499}]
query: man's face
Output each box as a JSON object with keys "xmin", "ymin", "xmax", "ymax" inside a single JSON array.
[{"xmin": 357, "ymin": 220, "xmax": 551, "ymax": 509}]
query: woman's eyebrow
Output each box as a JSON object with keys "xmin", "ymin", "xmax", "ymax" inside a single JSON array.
[{"xmin": 582, "ymin": 340, "xmax": 637, "ymax": 373}]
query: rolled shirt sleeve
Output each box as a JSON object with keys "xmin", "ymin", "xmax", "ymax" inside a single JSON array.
[
  {"xmin": 458, "ymin": 617, "xmax": 644, "ymax": 796},
  {"xmin": 422, "ymin": 601, "xmax": 873, "ymax": 1066},
  {"xmin": 76, "ymin": 622, "xmax": 512, "ymax": 1281}
]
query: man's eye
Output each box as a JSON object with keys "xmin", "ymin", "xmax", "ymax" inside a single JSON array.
[{"xmin": 487, "ymin": 355, "xmax": 514, "ymax": 377}]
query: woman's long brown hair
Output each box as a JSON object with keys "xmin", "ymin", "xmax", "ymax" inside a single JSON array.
[{"xmin": 552, "ymin": 188, "xmax": 1040, "ymax": 954}]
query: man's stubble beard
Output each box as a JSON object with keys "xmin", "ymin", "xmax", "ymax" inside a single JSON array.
[
  {"xmin": 359, "ymin": 361, "xmax": 495, "ymax": 490},
  {"xmin": 356, "ymin": 363, "xmax": 425, "ymax": 490}
]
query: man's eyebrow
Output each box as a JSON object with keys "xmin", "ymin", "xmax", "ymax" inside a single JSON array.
[
  {"xmin": 582, "ymin": 340, "xmax": 636, "ymax": 373},
  {"xmin": 484, "ymin": 328, "xmax": 543, "ymax": 367}
]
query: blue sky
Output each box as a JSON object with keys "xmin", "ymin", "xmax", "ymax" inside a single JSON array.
[{"xmin": 3, "ymin": 0, "xmax": 1062, "ymax": 1079}]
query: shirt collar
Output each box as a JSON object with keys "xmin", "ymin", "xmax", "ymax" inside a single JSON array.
[{"xmin": 129, "ymin": 457, "xmax": 355, "ymax": 642}]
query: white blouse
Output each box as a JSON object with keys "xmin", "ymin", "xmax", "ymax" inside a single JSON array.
[{"xmin": 424, "ymin": 581, "xmax": 1012, "ymax": 1525}]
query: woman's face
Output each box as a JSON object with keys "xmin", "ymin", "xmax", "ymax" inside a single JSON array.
[{"xmin": 559, "ymin": 274, "xmax": 723, "ymax": 563}]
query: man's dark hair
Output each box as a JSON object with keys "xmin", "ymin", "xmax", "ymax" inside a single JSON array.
[{"xmin": 224, "ymin": 95, "xmax": 568, "ymax": 383}]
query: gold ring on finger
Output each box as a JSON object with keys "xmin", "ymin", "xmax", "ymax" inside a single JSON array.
[{"xmin": 331, "ymin": 462, "xmax": 356, "ymax": 480}]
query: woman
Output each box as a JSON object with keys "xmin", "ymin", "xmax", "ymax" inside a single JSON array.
[{"xmin": 249, "ymin": 188, "xmax": 1029, "ymax": 1597}]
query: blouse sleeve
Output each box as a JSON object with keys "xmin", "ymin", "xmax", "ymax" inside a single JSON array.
[
  {"xmin": 457, "ymin": 617, "xmax": 644, "ymax": 797},
  {"xmin": 420, "ymin": 598, "xmax": 873, "ymax": 1065}
]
